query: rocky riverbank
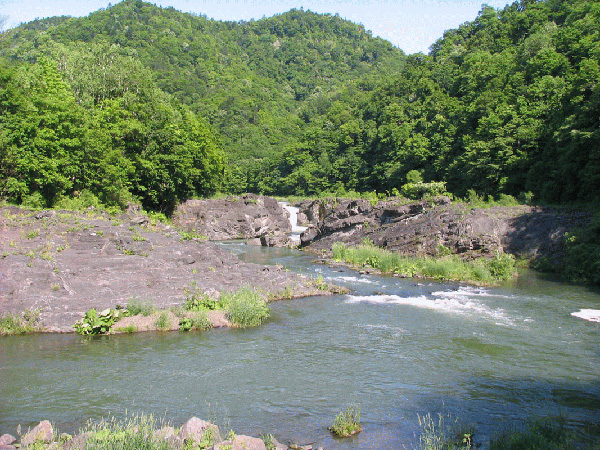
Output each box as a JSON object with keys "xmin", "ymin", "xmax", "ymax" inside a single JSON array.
[
  {"xmin": 0, "ymin": 202, "xmax": 334, "ymax": 333},
  {"xmin": 0, "ymin": 417, "xmax": 324, "ymax": 450},
  {"xmin": 297, "ymin": 197, "xmax": 592, "ymax": 262}
]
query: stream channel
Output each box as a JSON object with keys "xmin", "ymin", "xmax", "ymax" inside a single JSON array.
[{"xmin": 1, "ymin": 208, "xmax": 600, "ymax": 448}]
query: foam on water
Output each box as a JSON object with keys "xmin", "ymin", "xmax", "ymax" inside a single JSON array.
[
  {"xmin": 345, "ymin": 290, "xmax": 514, "ymax": 325},
  {"xmin": 571, "ymin": 309, "xmax": 600, "ymax": 323},
  {"xmin": 329, "ymin": 275, "xmax": 375, "ymax": 284},
  {"xmin": 431, "ymin": 285, "xmax": 513, "ymax": 299}
]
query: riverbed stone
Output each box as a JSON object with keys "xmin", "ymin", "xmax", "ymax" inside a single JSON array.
[
  {"xmin": 0, "ymin": 435, "xmax": 15, "ymax": 446},
  {"xmin": 21, "ymin": 420, "xmax": 53, "ymax": 446},
  {"xmin": 214, "ymin": 435, "xmax": 267, "ymax": 450},
  {"xmin": 178, "ymin": 417, "xmax": 221, "ymax": 446}
]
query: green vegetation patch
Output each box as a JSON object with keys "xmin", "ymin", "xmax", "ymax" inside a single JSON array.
[
  {"xmin": 74, "ymin": 308, "xmax": 121, "ymax": 335},
  {"xmin": 332, "ymin": 242, "xmax": 516, "ymax": 284},
  {"xmin": 78, "ymin": 415, "xmax": 174, "ymax": 450},
  {"xmin": 329, "ymin": 405, "xmax": 362, "ymax": 438},
  {"xmin": 0, "ymin": 308, "xmax": 41, "ymax": 335},
  {"xmin": 220, "ymin": 287, "xmax": 270, "ymax": 328}
]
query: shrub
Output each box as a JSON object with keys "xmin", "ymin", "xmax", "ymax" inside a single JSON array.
[
  {"xmin": 154, "ymin": 312, "xmax": 171, "ymax": 330},
  {"xmin": 179, "ymin": 311, "xmax": 212, "ymax": 331},
  {"xmin": 329, "ymin": 405, "xmax": 362, "ymax": 438},
  {"xmin": 221, "ymin": 287, "xmax": 270, "ymax": 328},
  {"xmin": 74, "ymin": 308, "xmax": 121, "ymax": 335},
  {"xmin": 402, "ymin": 181, "xmax": 448, "ymax": 200}
]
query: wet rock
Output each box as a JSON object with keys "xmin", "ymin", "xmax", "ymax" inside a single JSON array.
[
  {"xmin": 178, "ymin": 417, "xmax": 221, "ymax": 446},
  {"xmin": 0, "ymin": 435, "xmax": 16, "ymax": 446},
  {"xmin": 215, "ymin": 435, "xmax": 267, "ymax": 450},
  {"xmin": 260, "ymin": 233, "xmax": 291, "ymax": 247},
  {"xmin": 296, "ymin": 212, "xmax": 309, "ymax": 226},
  {"xmin": 21, "ymin": 420, "xmax": 53, "ymax": 446},
  {"xmin": 300, "ymin": 226, "xmax": 319, "ymax": 246}
]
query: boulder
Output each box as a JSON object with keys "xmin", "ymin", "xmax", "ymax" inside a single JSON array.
[
  {"xmin": 260, "ymin": 233, "xmax": 291, "ymax": 247},
  {"xmin": 178, "ymin": 417, "xmax": 221, "ymax": 446},
  {"xmin": 21, "ymin": 420, "xmax": 53, "ymax": 447},
  {"xmin": 0, "ymin": 435, "xmax": 16, "ymax": 446}
]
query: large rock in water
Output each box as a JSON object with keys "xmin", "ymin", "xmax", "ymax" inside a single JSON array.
[{"xmin": 173, "ymin": 194, "xmax": 291, "ymax": 241}]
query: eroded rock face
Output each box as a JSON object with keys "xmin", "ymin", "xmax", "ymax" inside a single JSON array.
[
  {"xmin": 298, "ymin": 197, "xmax": 591, "ymax": 261},
  {"xmin": 172, "ymin": 194, "xmax": 291, "ymax": 241}
]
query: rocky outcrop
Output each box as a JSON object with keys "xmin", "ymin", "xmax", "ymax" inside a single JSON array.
[
  {"xmin": 0, "ymin": 206, "xmax": 329, "ymax": 332},
  {"xmin": 298, "ymin": 197, "xmax": 592, "ymax": 261},
  {"xmin": 172, "ymin": 194, "xmax": 291, "ymax": 242}
]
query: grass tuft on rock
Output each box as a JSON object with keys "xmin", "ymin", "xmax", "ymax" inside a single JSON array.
[{"xmin": 329, "ymin": 405, "xmax": 362, "ymax": 438}]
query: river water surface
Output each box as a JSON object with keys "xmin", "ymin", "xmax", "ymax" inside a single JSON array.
[{"xmin": 1, "ymin": 242, "xmax": 600, "ymax": 449}]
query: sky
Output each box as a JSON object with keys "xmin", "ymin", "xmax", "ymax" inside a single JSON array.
[{"xmin": 0, "ymin": 0, "xmax": 511, "ymax": 54}]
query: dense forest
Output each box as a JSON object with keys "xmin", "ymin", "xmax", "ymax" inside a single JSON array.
[{"xmin": 1, "ymin": 0, "xmax": 599, "ymax": 210}]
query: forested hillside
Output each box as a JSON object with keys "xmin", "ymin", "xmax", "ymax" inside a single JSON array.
[
  {"xmin": 0, "ymin": 0, "xmax": 403, "ymax": 196},
  {"xmin": 1, "ymin": 0, "xmax": 599, "ymax": 208},
  {"xmin": 258, "ymin": 0, "xmax": 600, "ymax": 204}
]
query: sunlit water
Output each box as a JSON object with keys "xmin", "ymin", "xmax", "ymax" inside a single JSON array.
[{"xmin": 1, "ymin": 243, "xmax": 599, "ymax": 449}]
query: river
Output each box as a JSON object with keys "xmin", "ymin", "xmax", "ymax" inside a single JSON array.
[{"xmin": 1, "ymin": 241, "xmax": 600, "ymax": 448}]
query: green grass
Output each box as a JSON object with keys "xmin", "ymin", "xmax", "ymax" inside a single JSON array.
[
  {"xmin": 329, "ymin": 405, "xmax": 362, "ymax": 438},
  {"xmin": 76, "ymin": 415, "xmax": 174, "ymax": 450},
  {"xmin": 332, "ymin": 242, "xmax": 516, "ymax": 284},
  {"xmin": 220, "ymin": 287, "xmax": 270, "ymax": 328},
  {"xmin": 0, "ymin": 308, "xmax": 41, "ymax": 335},
  {"xmin": 154, "ymin": 312, "xmax": 171, "ymax": 330},
  {"xmin": 126, "ymin": 299, "xmax": 156, "ymax": 317},
  {"xmin": 183, "ymin": 282, "xmax": 221, "ymax": 311},
  {"xmin": 416, "ymin": 413, "xmax": 474, "ymax": 450}
]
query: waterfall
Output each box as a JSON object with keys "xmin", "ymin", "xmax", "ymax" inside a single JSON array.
[{"xmin": 279, "ymin": 202, "xmax": 308, "ymax": 242}]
